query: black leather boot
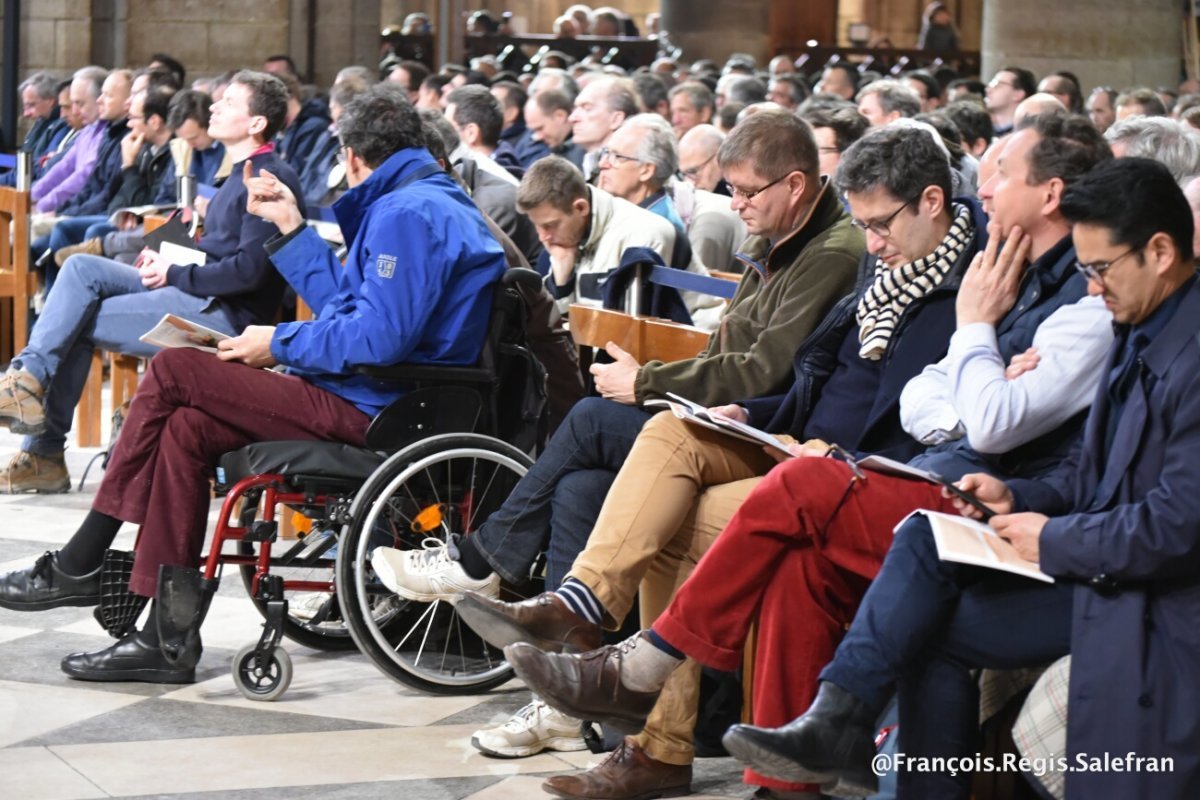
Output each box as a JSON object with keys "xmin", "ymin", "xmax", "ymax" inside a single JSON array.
[
  {"xmin": 156, "ymin": 565, "xmax": 218, "ymax": 671},
  {"xmin": 722, "ymin": 682, "xmax": 879, "ymax": 798}
]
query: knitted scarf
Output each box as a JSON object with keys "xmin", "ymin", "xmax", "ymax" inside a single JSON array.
[{"xmin": 855, "ymin": 202, "xmax": 973, "ymax": 360}]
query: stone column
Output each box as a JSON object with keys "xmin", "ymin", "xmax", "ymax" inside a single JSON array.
[
  {"xmin": 661, "ymin": 0, "xmax": 770, "ymax": 66},
  {"xmin": 982, "ymin": 0, "xmax": 1181, "ymax": 91}
]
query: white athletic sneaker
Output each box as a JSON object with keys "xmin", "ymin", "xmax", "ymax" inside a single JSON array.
[
  {"xmin": 471, "ymin": 699, "xmax": 588, "ymax": 758},
  {"xmin": 370, "ymin": 537, "xmax": 500, "ymax": 603}
]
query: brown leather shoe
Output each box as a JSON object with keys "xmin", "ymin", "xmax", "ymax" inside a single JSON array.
[
  {"xmin": 456, "ymin": 590, "xmax": 603, "ymax": 653},
  {"xmin": 505, "ymin": 639, "xmax": 661, "ymax": 734},
  {"xmin": 543, "ymin": 736, "xmax": 691, "ymax": 800},
  {"xmin": 54, "ymin": 236, "xmax": 104, "ymax": 267}
]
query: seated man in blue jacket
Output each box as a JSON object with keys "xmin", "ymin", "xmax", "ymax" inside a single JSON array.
[
  {"xmin": 0, "ymin": 70, "xmax": 302, "ymax": 495},
  {"xmin": 0, "ymin": 83, "xmax": 506, "ymax": 684}
]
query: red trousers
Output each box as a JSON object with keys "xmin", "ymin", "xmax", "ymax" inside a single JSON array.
[
  {"xmin": 654, "ymin": 457, "xmax": 959, "ymax": 791},
  {"xmin": 93, "ymin": 348, "xmax": 371, "ymax": 597}
]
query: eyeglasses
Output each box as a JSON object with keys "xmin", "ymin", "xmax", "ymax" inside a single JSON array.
[
  {"xmin": 813, "ymin": 443, "xmax": 867, "ymax": 546},
  {"xmin": 1074, "ymin": 245, "xmax": 1141, "ymax": 285},
  {"xmin": 678, "ymin": 153, "xmax": 716, "ymax": 180},
  {"xmin": 988, "ymin": 78, "xmax": 1017, "ymax": 90},
  {"xmin": 849, "ymin": 198, "xmax": 915, "ymax": 239},
  {"xmin": 729, "ymin": 171, "xmax": 794, "ymax": 202},
  {"xmin": 597, "ymin": 146, "xmax": 641, "ymax": 166}
]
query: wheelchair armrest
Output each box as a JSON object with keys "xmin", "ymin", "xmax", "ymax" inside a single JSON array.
[
  {"xmin": 364, "ymin": 385, "xmax": 484, "ymax": 451},
  {"xmin": 504, "ymin": 267, "xmax": 544, "ymax": 294},
  {"xmin": 357, "ymin": 363, "xmax": 493, "ymax": 384}
]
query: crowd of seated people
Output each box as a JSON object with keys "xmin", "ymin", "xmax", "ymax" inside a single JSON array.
[{"xmin": 2, "ymin": 22, "xmax": 1200, "ymax": 800}]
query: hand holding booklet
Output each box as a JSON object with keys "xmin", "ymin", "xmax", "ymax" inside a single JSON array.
[
  {"xmin": 139, "ymin": 313, "xmax": 229, "ymax": 353},
  {"xmin": 645, "ymin": 393, "xmax": 795, "ymax": 457},
  {"xmin": 902, "ymin": 509, "xmax": 1054, "ymax": 583}
]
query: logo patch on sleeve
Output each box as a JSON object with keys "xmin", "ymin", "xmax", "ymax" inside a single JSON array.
[{"xmin": 376, "ymin": 254, "xmax": 398, "ymax": 278}]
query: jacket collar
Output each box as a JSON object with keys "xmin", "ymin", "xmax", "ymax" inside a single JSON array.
[
  {"xmin": 332, "ymin": 147, "xmax": 441, "ymax": 245},
  {"xmin": 736, "ymin": 176, "xmax": 845, "ymax": 276},
  {"xmin": 1137, "ymin": 272, "xmax": 1200, "ymax": 379},
  {"xmin": 581, "ymin": 185, "xmax": 615, "ymax": 254}
]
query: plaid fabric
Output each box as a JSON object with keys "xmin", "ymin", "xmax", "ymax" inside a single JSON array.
[
  {"xmin": 979, "ymin": 666, "xmax": 1049, "ymax": 722},
  {"xmin": 1013, "ymin": 655, "xmax": 1071, "ymax": 800}
]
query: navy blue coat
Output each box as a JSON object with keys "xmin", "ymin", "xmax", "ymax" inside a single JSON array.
[
  {"xmin": 1009, "ymin": 276, "xmax": 1200, "ymax": 798},
  {"xmin": 742, "ymin": 199, "xmax": 988, "ymax": 462},
  {"xmin": 58, "ymin": 118, "xmax": 130, "ymax": 216}
]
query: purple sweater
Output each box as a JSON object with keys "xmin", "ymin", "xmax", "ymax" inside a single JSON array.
[{"xmin": 31, "ymin": 120, "xmax": 107, "ymax": 213}]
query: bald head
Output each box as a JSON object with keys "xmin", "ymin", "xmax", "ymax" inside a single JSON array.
[
  {"xmin": 1014, "ymin": 93, "xmax": 1067, "ymax": 124},
  {"xmin": 678, "ymin": 123, "xmax": 725, "ymax": 191}
]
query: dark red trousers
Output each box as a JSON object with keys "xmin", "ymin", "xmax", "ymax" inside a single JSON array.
[
  {"xmin": 654, "ymin": 457, "xmax": 959, "ymax": 791},
  {"xmin": 93, "ymin": 348, "xmax": 371, "ymax": 597}
]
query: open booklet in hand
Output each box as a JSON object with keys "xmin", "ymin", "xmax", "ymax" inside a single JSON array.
[
  {"xmin": 901, "ymin": 509, "xmax": 1054, "ymax": 583},
  {"xmin": 139, "ymin": 313, "xmax": 229, "ymax": 354},
  {"xmin": 644, "ymin": 393, "xmax": 795, "ymax": 458}
]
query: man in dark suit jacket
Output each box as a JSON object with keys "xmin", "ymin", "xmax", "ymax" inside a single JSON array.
[{"xmin": 723, "ymin": 158, "xmax": 1200, "ymax": 798}]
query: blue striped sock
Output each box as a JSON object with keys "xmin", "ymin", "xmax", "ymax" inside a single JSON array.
[
  {"xmin": 555, "ymin": 577, "xmax": 605, "ymax": 625},
  {"xmin": 646, "ymin": 627, "xmax": 685, "ymax": 660}
]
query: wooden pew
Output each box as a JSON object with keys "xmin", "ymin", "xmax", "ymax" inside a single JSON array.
[
  {"xmin": 0, "ymin": 188, "xmax": 36, "ymax": 364},
  {"xmin": 567, "ymin": 305, "xmax": 711, "ymax": 363}
]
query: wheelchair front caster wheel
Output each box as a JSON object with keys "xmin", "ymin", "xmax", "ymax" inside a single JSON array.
[{"xmin": 232, "ymin": 642, "xmax": 293, "ymax": 701}]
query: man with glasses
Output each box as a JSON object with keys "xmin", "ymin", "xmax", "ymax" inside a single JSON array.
[
  {"xmin": 499, "ymin": 113, "xmax": 1114, "ymax": 799},
  {"xmin": 985, "ymin": 66, "xmax": 1037, "ymax": 136},
  {"xmin": 677, "ymin": 124, "xmax": 730, "ymax": 195},
  {"xmin": 372, "ymin": 112, "xmax": 862, "ymax": 771},
  {"xmin": 0, "ymin": 71, "xmax": 303, "ymax": 494},
  {"xmin": 724, "ymin": 157, "xmax": 1200, "ymax": 800},
  {"xmin": 568, "ymin": 76, "xmax": 640, "ymax": 181}
]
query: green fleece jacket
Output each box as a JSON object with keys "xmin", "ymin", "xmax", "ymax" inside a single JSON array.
[{"xmin": 633, "ymin": 178, "xmax": 864, "ymax": 405}]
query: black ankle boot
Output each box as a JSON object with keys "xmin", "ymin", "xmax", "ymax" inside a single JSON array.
[
  {"xmin": 156, "ymin": 565, "xmax": 218, "ymax": 671},
  {"xmin": 722, "ymin": 682, "xmax": 879, "ymax": 798}
]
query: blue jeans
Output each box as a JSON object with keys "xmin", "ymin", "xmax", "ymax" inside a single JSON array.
[
  {"xmin": 13, "ymin": 254, "xmax": 237, "ymax": 456},
  {"xmin": 473, "ymin": 397, "xmax": 651, "ymax": 586},
  {"xmin": 821, "ymin": 515, "xmax": 1073, "ymax": 800},
  {"xmin": 49, "ymin": 215, "xmax": 116, "ymax": 253}
]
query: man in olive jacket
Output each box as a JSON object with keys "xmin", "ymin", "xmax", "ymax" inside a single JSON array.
[{"xmin": 370, "ymin": 110, "xmax": 862, "ymax": 756}]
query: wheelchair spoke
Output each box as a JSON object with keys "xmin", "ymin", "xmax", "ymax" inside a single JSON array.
[
  {"xmin": 413, "ymin": 598, "xmax": 439, "ymax": 667},
  {"xmin": 392, "ymin": 597, "xmax": 439, "ymax": 654},
  {"xmin": 466, "ymin": 461, "xmax": 501, "ymax": 533}
]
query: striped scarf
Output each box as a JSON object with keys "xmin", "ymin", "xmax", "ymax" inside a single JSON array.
[{"xmin": 855, "ymin": 202, "xmax": 973, "ymax": 360}]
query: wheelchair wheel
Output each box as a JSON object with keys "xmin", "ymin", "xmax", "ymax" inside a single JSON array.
[
  {"xmin": 232, "ymin": 642, "xmax": 293, "ymax": 702},
  {"xmin": 336, "ymin": 433, "xmax": 533, "ymax": 695}
]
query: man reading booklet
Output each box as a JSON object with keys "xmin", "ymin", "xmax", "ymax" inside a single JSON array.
[{"xmin": 0, "ymin": 70, "xmax": 303, "ymax": 494}]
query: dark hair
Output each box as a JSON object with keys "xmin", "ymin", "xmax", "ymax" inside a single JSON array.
[
  {"xmin": 149, "ymin": 53, "xmax": 186, "ymax": 85},
  {"xmin": 420, "ymin": 116, "xmax": 450, "ymax": 166},
  {"xmin": 1115, "ymin": 87, "xmax": 1168, "ymax": 118},
  {"xmin": 1016, "ymin": 112, "xmax": 1112, "ymax": 187},
  {"xmin": 823, "ymin": 62, "xmax": 859, "ymax": 94},
  {"xmin": 230, "ymin": 70, "xmax": 289, "ymax": 141},
  {"xmin": 534, "ymin": 87, "xmax": 574, "ymax": 116},
  {"xmin": 277, "ymin": 71, "xmax": 302, "ymax": 101},
  {"xmin": 668, "ymin": 81, "xmax": 715, "ymax": 115},
  {"xmin": 141, "ymin": 87, "xmax": 175, "ymax": 125},
  {"xmin": 420, "ymin": 73, "xmax": 453, "ymax": 96},
  {"xmin": 835, "ymin": 123, "xmax": 953, "ymax": 205},
  {"xmin": 633, "ymin": 72, "xmax": 669, "ymax": 113},
  {"xmin": 492, "ymin": 81, "xmax": 527, "ymax": 114},
  {"xmin": 947, "ymin": 77, "xmax": 986, "ymax": 97},
  {"xmin": 517, "ymin": 155, "xmax": 588, "ymax": 213},
  {"xmin": 914, "ymin": 112, "xmax": 966, "ymax": 169},
  {"xmin": 166, "ymin": 88, "xmax": 212, "ymax": 130},
  {"xmin": 419, "ymin": 107, "xmax": 460, "ymax": 154},
  {"xmin": 139, "ymin": 66, "xmax": 182, "ymax": 94},
  {"xmin": 393, "ymin": 60, "xmax": 431, "ymax": 91},
  {"xmin": 339, "ymin": 84, "xmax": 423, "ymax": 168},
  {"xmin": 717, "ymin": 101, "xmax": 744, "ymax": 131},
  {"xmin": 727, "ymin": 76, "xmax": 767, "ymax": 105},
  {"xmin": 903, "ymin": 71, "xmax": 941, "ymax": 104},
  {"xmin": 264, "ymin": 54, "xmax": 299, "ymax": 77},
  {"xmin": 720, "ymin": 109, "xmax": 819, "ymax": 179},
  {"xmin": 942, "ymin": 99, "xmax": 993, "ymax": 148},
  {"xmin": 770, "ymin": 74, "xmax": 810, "ymax": 106},
  {"xmin": 1047, "ymin": 71, "xmax": 1084, "ymax": 113},
  {"xmin": 800, "ymin": 104, "xmax": 869, "ymax": 152},
  {"xmin": 999, "ymin": 66, "xmax": 1037, "ymax": 98},
  {"xmin": 447, "ymin": 84, "xmax": 503, "ymax": 147},
  {"xmin": 1060, "ymin": 157, "xmax": 1193, "ymax": 263}
]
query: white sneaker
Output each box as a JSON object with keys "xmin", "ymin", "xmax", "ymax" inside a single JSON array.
[
  {"xmin": 288, "ymin": 591, "xmax": 334, "ymax": 622},
  {"xmin": 370, "ymin": 537, "xmax": 500, "ymax": 603},
  {"xmin": 471, "ymin": 699, "xmax": 588, "ymax": 758}
]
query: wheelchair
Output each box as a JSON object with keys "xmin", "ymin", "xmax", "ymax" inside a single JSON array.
[{"xmin": 178, "ymin": 269, "xmax": 549, "ymax": 700}]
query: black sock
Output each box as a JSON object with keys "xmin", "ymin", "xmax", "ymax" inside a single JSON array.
[
  {"xmin": 140, "ymin": 600, "xmax": 160, "ymax": 646},
  {"xmin": 57, "ymin": 510, "xmax": 123, "ymax": 575},
  {"xmin": 457, "ymin": 535, "xmax": 495, "ymax": 580}
]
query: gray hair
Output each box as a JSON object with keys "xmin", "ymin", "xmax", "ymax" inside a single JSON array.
[
  {"xmin": 72, "ymin": 66, "xmax": 108, "ymax": 99},
  {"xmin": 668, "ymin": 81, "xmax": 715, "ymax": 115},
  {"xmin": 419, "ymin": 107, "xmax": 460, "ymax": 155},
  {"xmin": 530, "ymin": 68, "xmax": 579, "ymax": 101},
  {"xmin": 856, "ymin": 79, "xmax": 921, "ymax": 119},
  {"xmin": 1105, "ymin": 116, "xmax": 1200, "ymax": 185},
  {"xmin": 622, "ymin": 113, "xmax": 678, "ymax": 184},
  {"xmin": 20, "ymin": 71, "xmax": 58, "ymax": 100}
]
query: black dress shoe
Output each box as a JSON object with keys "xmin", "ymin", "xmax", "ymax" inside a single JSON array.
[
  {"xmin": 0, "ymin": 550, "xmax": 101, "ymax": 610},
  {"xmin": 61, "ymin": 630, "xmax": 196, "ymax": 684},
  {"xmin": 722, "ymin": 682, "xmax": 879, "ymax": 798}
]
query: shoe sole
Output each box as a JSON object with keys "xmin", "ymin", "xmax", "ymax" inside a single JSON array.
[
  {"xmin": 0, "ymin": 593, "xmax": 99, "ymax": 611},
  {"xmin": 470, "ymin": 734, "xmax": 588, "ymax": 758},
  {"xmin": 505, "ymin": 655, "xmax": 651, "ymax": 735},
  {"xmin": 542, "ymin": 780, "xmax": 691, "ymax": 800},
  {"xmin": 722, "ymin": 731, "xmax": 878, "ymax": 798},
  {"xmin": 370, "ymin": 554, "xmax": 495, "ymax": 605},
  {"xmin": 457, "ymin": 594, "xmax": 580, "ymax": 655},
  {"xmin": 2, "ymin": 419, "xmax": 47, "ymax": 436},
  {"xmin": 60, "ymin": 663, "xmax": 195, "ymax": 684},
  {"xmin": 0, "ymin": 481, "xmax": 70, "ymax": 495}
]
